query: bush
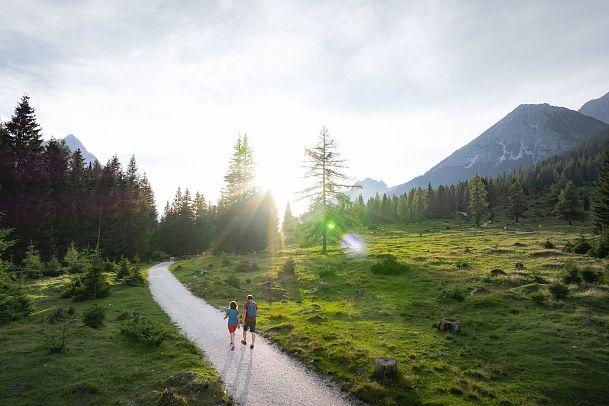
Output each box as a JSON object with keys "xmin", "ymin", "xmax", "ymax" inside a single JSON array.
[
  {"xmin": 531, "ymin": 293, "xmax": 546, "ymax": 305},
  {"xmin": 117, "ymin": 257, "xmax": 131, "ymax": 279},
  {"xmin": 455, "ymin": 260, "xmax": 471, "ymax": 269},
  {"xmin": 542, "ymin": 240, "xmax": 555, "ymax": 249},
  {"xmin": 0, "ymin": 274, "xmax": 34, "ymax": 325},
  {"xmin": 64, "ymin": 243, "xmax": 88, "ymax": 274},
  {"xmin": 572, "ymin": 236, "xmax": 592, "ymax": 254},
  {"xmin": 235, "ymin": 261, "xmax": 259, "ymax": 273},
  {"xmin": 82, "ymin": 305, "xmax": 105, "ymax": 328},
  {"xmin": 104, "ymin": 260, "xmax": 118, "ymax": 274},
  {"xmin": 282, "ymin": 258, "xmax": 296, "ymax": 274},
  {"xmin": 562, "ymin": 261, "xmax": 581, "ymax": 285},
  {"xmin": 62, "ymin": 253, "xmax": 111, "ymax": 302},
  {"xmin": 22, "ymin": 242, "xmax": 43, "ymax": 279},
  {"xmin": 44, "ymin": 306, "xmax": 76, "ymax": 352},
  {"xmin": 581, "ymin": 267, "xmax": 602, "ymax": 284},
  {"xmin": 125, "ymin": 265, "xmax": 145, "ymax": 287},
  {"xmin": 121, "ymin": 316, "xmax": 171, "ymax": 346},
  {"xmin": 43, "ymin": 255, "xmax": 64, "ymax": 277},
  {"xmin": 225, "ymin": 275, "xmax": 240, "ymax": 288},
  {"xmin": 549, "ymin": 282, "xmax": 569, "ymax": 300},
  {"xmin": 592, "ymin": 228, "xmax": 609, "ymax": 258},
  {"xmin": 370, "ymin": 254, "xmax": 409, "ymax": 275}
]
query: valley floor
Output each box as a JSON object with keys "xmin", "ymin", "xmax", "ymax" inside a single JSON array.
[
  {"xmin": 0, "ymin": 267, "xmax": 229, "ymax": 405},
  {"xmin": 172, "ymin": 220, "xmax": 609, "ymax": 405}
]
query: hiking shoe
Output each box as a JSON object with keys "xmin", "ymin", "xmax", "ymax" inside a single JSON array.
[
  {"xmin": 231, "ymin": 345, "xmax": 235, "ymax": 351},
  {"xmin": 250, "ymin": 345, "xmax": 254, "ymax": 349},
  {"xmin": 241, "ymin": 340, "xmax": 247, "ymax": 345}
]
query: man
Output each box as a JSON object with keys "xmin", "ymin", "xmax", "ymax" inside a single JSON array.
[{"xmin": 240, "ymin": 294, "xmax": 257, "ymax": 349}]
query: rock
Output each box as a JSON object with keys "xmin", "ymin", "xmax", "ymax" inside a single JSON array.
[
  {"xmin": 470, "ymin": 286, "xmax": 488, "ymax": 296},
  {"xmin": 436, "ymin": 317, "xmax": 461, "ymax": 333},
  {"xmin": 490, "ymin": 268, "xmax": 506, "ymax": 276},
  {"xmin": 515, "ymin": 262, "xmax": 525, "ymax": 270},
  {"xmin": 374, "ymin": 357, "xmax": 398, "ymax": 379}
]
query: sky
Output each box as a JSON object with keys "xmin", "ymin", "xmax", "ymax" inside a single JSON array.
[{"xmin": 1, "ymin": 0, "xmax": 609, "ymax": 216}]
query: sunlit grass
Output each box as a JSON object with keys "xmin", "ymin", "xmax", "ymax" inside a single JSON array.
[{"xmin": 173, "ymin": 219, "xmax": 609, "ymax": 405}]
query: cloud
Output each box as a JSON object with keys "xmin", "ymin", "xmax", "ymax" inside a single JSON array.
[{"xmin": 1, "ymin": 0, "xmax": 609, "ymax": 214}]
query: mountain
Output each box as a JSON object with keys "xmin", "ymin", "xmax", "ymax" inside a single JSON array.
[
  {"xmin": 579, "ymin": 91, "xmax": 609, "ymax": 124},
  {"xmin": 43, "ymin": 134, "xmax": 98, "ymax": 165},
  {"xmin": 388, "ymin": 103, "xmax": 608, "ymax": 196},
  {"xmin": 348, "ymin": 178, "xmax": 389, "ymax": 201}
]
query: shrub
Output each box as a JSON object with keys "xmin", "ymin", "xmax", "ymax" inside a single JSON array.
[
  {"xmin": 0, "ymin": 274, "xmax": 34, "ymax": 325},
  {"xmin": 562, "ymin": 241, "xmax": 574, "ymax": 253},
  {"xmin": 542, "ymin": 240, "xmax": 555, "ymax": 249},
  {"xmin": 44, "ymin": 306, "xmax": 76, "ymax": 352},
  {"xmin": 572, "ymin": 236, "xmax": 592, "ymax": 254},
  {"xmin": 562, "ymin": 261, "xmax": 581, "ymax": 285},
  {"xmin": 82, "ymin": 305, "xmax": 105, "ymax": 328},
  {"xmin": 581, "ymin": 267, "xmax": 602, "ymax": 284},
  {"xmin": 448, "ymin": 287, "xmax": 465, "ymax": 302},
  {"xmin": 455, "ymin": 260, "xmax": 471, "ymax": 269},
  {"xmin": 225, "ymin": 275, "xmax": 240, "ymax": 288},
  {"xmin": 64, "ymin": 243, "xmax": 88, "ymax": 274},
  {"xmin": 117, "ymin": 257, "xmax": 131, "ymax": 279},
  {"xmin": 43, "ymin": 255, "xmax": 64, "ymax": 277},
  {"xmin": 125, "ymin": 265, "xmax": 145, "ymax": 286},
  {"xmin": 62, "ymin": 253, "xmax": 111, "ymax": 301},
  {"xmin": 282, "ymin": 258, "xmax": 296, "ymax": 274},
  {"xmin": 22, "ymin": 242, "xmax": 43, "ymax": 279},
  {"xmin": 549, "ymin": 282, "xmax": 569, "ymax": 300},
  {"xmin": 104, "ymin": 260, "xmax": 118, "ymax": 274},
  {"xmin": 592, "ymin": 228, "xmax": 609, "ymax": 258},
  {"xmin": 370, "ymin": 254, "xmax": 409, "ymax": 275},
  {"xmin": 121, "ymin": 316, "xmax": 171, "ymax": 346},
  {"xmin": 531, "ymin": 293, "xmax": 546, "ymax": 305},
  {"xmin": 235, "ymin": 261, "xmax": 259, "ymax": 273}
]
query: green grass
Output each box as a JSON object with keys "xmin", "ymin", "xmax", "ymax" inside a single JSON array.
[
  {"xmin": 0, "ymin": 267, "xmax": 230, "ymax": 406},
  {"xmin": 172, "ymin": 220, "xmax": 609, "ymax": 405}
]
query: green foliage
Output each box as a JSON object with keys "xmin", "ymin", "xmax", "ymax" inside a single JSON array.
[
  {"xmin": 125, "ymin": 264, "xmax": 145, "ymax": 287},
  {"xmin": 120, "ymin": 316, "xmax": 171, "ymax": 346},
  {"xmin": 235, "ymin": 260, "xmax": 259, "ymax": 273},
  {"xmin": 592, "ymin": 228, "xmax": 609, "ymax": 258},
  {"xmin": 62, "ymin": 251, "xmax": 111, "ymax": 301},
  {"xmin": 542, "ymin": 240, "xmax": 555, "ymax": 249},
  {"xmin": 282, "ymin": 258, "xmax": 296, "ymax": 274},
  {"xmin": 43, "ymin": 255, "xmax": 64, "ymax": 277},
  {"xmin": 581, "ymin": 267, "xmax": 602, "ymax": 284},
  {"xmin": 455, "ymin": 260, "xmax": 471, "ymax": 269},
  {"xmin": 0, "ymin": 273, "xmax": 34, "ymax": 325},
  {"xmin": 22, "ymin": 242, "xmax": 43, "ymax": 278},
  {"xmin": 469, "ymin": 175, "xmax": 489, "ymax": 227},
  {"xmin": 117, "ymin": 257, "xmax": 131, "ymax": 279},
  {"xmin": 555, "ymin": 181, "xmax": 583, "ymax": 224},
  {"xmin": 549, "ymin": 282, "xmax": 569, "ymax": 300},
  {"xmin": 370, "ymin": 254, "xmax": 409, "ymax": 275},
  {"xmin": 531, "ymin": 293, "xmax": 546, "ymax": 305},
  {"xmin": 82, "ymin": 305, "xmax": 105, "ymax": 329},
  {"xmin": 43, "ymin": 306, "xmax": 76, "ymax": 352},
  {"xmin": 594, "ymin": 149, "xmax": 609, "ymax": 231},
  {"xmin": 562, "ymin": 262, "xmax": 582, "ymax": 285},
  {"xmin": 572, "ymin": 235, "xmax": 593, "ymax": 254},
  {"xmin": 64, "ymin": 242, "xmax": 87, "ymax": 274},
  {"xmin": 508, "ymin": 181, "xmax": 528, "ymax": 222}
]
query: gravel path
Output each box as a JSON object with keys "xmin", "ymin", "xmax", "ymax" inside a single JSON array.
[{"xmin": 148, "ymin": 262, "xmax": 354, "ymax": 406}]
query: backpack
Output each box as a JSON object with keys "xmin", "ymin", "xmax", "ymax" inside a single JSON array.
[{"xmin": 246, "ymin": 302, "xmax": 257, "ymax": 318}]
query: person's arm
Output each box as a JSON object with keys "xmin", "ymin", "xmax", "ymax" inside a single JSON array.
[{"xmin": 223, "ymin": 310, "xmax": 228, "ymax": 320}]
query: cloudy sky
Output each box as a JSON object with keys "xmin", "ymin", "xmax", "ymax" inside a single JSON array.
[{"xmin": 1, "ymin": 0, "xmax": 609, "ymax": 214}]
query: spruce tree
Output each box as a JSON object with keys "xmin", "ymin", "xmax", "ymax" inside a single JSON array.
[
  {"xmin": 507, "ymin": 181, "xmax": 528, "ymax": 223},
  {"xmin": 594, "ymin": 149, "xmax": 609, "ymax": 231},
  {"xmin": 468, "ymin": 175, "xmax": 488, "ymax": 227},
  {"xmin": 555, "ymin": 181, "xmax": 582, "ymax": 225}
]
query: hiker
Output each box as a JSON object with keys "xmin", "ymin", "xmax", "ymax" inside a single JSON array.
[
  {"xmin": 240, "ymin": 294, "xmax": 257, "ymax": 349},
  {"xmin": 223, "ymin": 300, "xmax": 240, "ymax": 350}
]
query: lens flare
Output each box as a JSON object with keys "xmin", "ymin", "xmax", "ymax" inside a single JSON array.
[
  {"xmin": 327, "ymin": 221, "xmax": 336, "ymax": 230},
  {"xmin": 340, "ymin": 233, "xmax": 367, "ymax": 256}
]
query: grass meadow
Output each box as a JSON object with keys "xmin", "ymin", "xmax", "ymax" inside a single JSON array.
[
  {"xmin": 0, "ymin": 267, "xmax": 229, "ymax": 406},
  {"xmin": 172, "ymin": 220, "xmax": 609, "ymax": 405}
]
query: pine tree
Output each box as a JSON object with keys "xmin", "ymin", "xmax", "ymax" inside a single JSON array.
[
  {"xmin": 468, "ymin": 175, "xmax": 488, "ymax": 227},
  {"xmin": 282, "ymin": 202, "xmax": 298, "ymax": 244},
  {"xmin": 555, "ymin": 181, "xmax": 582, "ymax": 225},
  {"xmin": 507, "ymin": 181, "xmax": 528, "ymax": 223},
  {"xmin": 221, "ymin": 135, "xmax": 255, "ymax": 205},
  {"xmin": 301, "ymin": 127, "xmax": 356, "ymax": 254},
  {"xmin": 594, "ymin": 149, "xmax": 609, "ymax": 231}
]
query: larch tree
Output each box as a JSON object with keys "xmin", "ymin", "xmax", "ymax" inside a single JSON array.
[{"xmin": 301, "ymin": 127, "xmax": 357, "ymax": 254}]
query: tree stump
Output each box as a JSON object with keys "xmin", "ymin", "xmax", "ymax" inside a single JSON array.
[
  {"xmin": 515, "ymin": 262, "xmax": 525, "ymax": 270},
  {"xmin": 436, "ymin": 317, "xmax": 461, "ymax": 333},
  {"xmin": 374, "ymin": 357, "xmax": 398, "ymax": 379}
]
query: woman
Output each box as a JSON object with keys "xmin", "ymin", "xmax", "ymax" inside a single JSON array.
[{"xmin": 223, "ymin": 300, "xmax": 240, "ymax": 350}]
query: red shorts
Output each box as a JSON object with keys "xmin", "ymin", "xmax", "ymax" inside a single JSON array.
[{"xmin": 228, "ymin": 324, "xmax": 238, "ymax": 333}]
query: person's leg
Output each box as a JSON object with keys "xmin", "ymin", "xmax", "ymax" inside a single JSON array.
[
  {"xmin": 251, "ymin": 332, "xmax": 256, "ymax": 346},
  {"xmin": 241, "ymin": 323, "xmax": 248, "ymax": 345},
  {"xmin": 230, "ymin": 331, "xmax": 234, "ymax": 345}
]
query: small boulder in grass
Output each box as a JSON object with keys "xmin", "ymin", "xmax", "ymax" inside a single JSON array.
[
  {"xmin": 515, "ymin": 262, "xmax": 525, "ymax": 270},
  {"xmin": 435, "ymin": 317, "xmax": 461, "ymax": 333},
  {"xmin": 470, "ymin": 286, "xmax": 488, "ymax": 296},
  {"xmin": 490, "ymin": 268, "xmax": 505, "ymax": 276}
]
